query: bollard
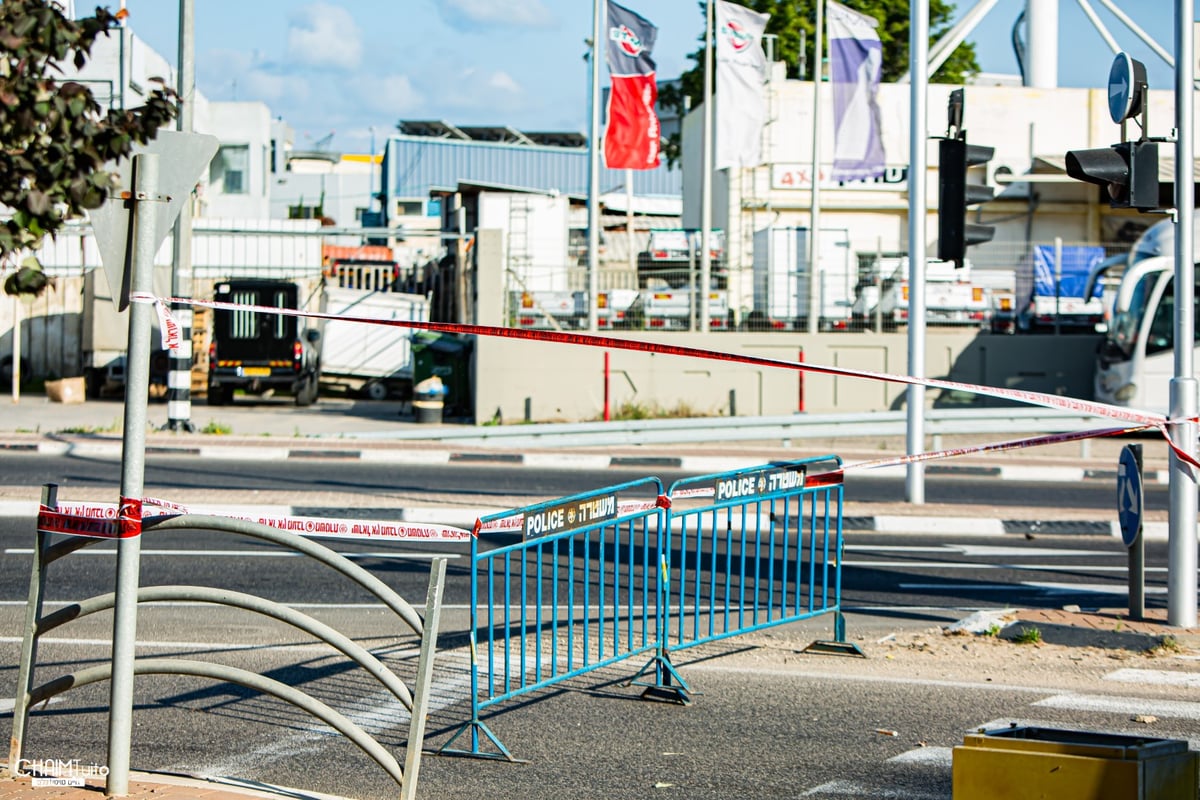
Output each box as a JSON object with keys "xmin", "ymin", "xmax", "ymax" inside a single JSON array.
[{"xmin": 413, "ymin": 376, "xmax": 445, "ymax": 424}]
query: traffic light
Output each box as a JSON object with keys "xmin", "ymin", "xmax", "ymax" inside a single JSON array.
[
  {"xmin": 937, "ymin": 135, "xmax": 995, "ymax": 264},
  {"xmin": 1064, "ymin": 141, "xmax": 1159, "ymax": 211}
]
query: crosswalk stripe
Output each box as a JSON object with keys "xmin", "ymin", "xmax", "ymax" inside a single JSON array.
[
  {"xmin": 1105, "ymin": 668, "xmax": 1200, "ymax": 689},
  {"xmin": 1034, "ymin": 693, "xmax": 1200, "ymax": 720}
]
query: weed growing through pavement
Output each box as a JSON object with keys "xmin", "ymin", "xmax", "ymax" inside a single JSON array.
[
  {"xmin": 1013, "ymin": 626, "xmax": 1042, "ymax": 645},
  {"xmin": 58, "ymin": 418, "xmax": 121, "ymax": 434},
  {"xmin": 1147, "ymin": 635, "xmax": 1183, "ymax": 657},
  {"xmin": 200, "ymin": 420, "xmax": 232, "ymax": 435},
  {"xmin": 983, "ymin": 623, "xmax": 1002, "ymax": 637}
]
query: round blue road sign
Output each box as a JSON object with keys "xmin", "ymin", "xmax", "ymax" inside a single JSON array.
[{"xmin": 1117, "ymin": 444, "xmax": 1143, "ymax": 547}]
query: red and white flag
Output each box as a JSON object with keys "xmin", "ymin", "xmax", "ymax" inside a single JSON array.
[
  {"xmin": 715, "ymin": 1, "xmax": 770, "ymax": 171},
  {"xmin": 603, "ymin": 1, "xmax": 661, "ymax": 170}
]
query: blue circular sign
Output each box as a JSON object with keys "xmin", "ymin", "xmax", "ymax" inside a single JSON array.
[
  {"xmin": 1108, "ymin": 53, "xmax": 1146, "ymax": 124},
  {"xmin": 1117, "ymin": 445, "xmax": 1143, "ymax": 547}
]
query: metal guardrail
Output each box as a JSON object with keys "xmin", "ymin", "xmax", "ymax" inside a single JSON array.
[{"xmin": 333, "ymin": 408, "xmax": 1117, "ymax": 449}]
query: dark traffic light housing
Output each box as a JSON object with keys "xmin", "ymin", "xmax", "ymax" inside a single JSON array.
[
  {"xmin": 936, "ymin": 102, "xmax": 995, "ymax": 265},
  {"xmin": 1064, "ymin": 53, "xmax": 1161, "ymax": 213},
  {"xmin": 1065, "ymin": 140, "xmax": 1159, "ymax": 211}
]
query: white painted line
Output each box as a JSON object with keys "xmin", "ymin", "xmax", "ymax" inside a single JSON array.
[
  {"xmin": 399, "ymin": 506, "xmax": 504, "ymax": 527},
  {"xmin": 844, "ymin": 545, "xmax": 948, "ymax": 553},
  {"xmin": 887, "ymin": 746, "xmax": 953, "ymax": 767},
  {"xmin": 802, "ymin": 779, "xmax": 945, "ymax": 799},
  {"xmin": 1105, "ymin": 668, "xmax": 1200, "ymax": 689},
  {"xmin": 1034, "ymin": 693, "xmax": 1200, "ymax": 720},
  {"xmin": 899, "ymin": 581, "xmax": 1163, "ymax": 595},
  {"xmin": 0, "ymin": 500, "xmax": 37, "ymax": 518},
  {"xmin": 997, "ymin": 466, "xmax": 1086, "ymax": 482},
  {"xmin": 522, "ymin": 453, "xmax": 614, "ymax": 470},
  {"xmin": 358, "ymin": 449, "xmax": 452, "ymax": 465},
  {"xmin": 951, "ymin": 544, "xmax": 1110, "ymax": 558},
  {"xmin": 36, "ymin": 442, "xmax": 71, "ymax": 456},
  {"xmin": 196, "ymin": 446, "xmax": 289, "ymax": 461},
  {"xmin": 676, "ymin": 457, "xmax": 768, "ymax": 474},
  {"xmin": 872, "ymin": 516, "xmax": 1006, "ymax": 536}
]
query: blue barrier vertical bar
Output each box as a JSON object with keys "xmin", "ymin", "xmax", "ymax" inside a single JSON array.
[
  {"xmin": 471, "ymin": 538, "xmax": 482, "ymax": 752},
  {"xmin": 737, "ymin": 505, "xmax": 746, "ymax": 630},
  {"xmin": 598, "ymin": 529, "xmax": 606, "ymax": 660},
  {"xmin": 641, "ymin": 518, "xmax": 649, "ymax": 648},
  {"xmin": 535, "ymin": 542, "xmax": 543, "ymax": 683},
  {"xmin": 504, "ymin": 551, "xmax": 512, "ymax": 693},
  {"xmin": 568, "ymin": 536, "xmax": 576, "ymax": 672},
  {"xmin": 821, "ymin": 491, "xmax": 831, "ymax": 609},
  {"xmin": 486, "ymin": 558, "xmax": 495, "ymax": 701},
  {"xmin": 583, "ymin": 529, "xmax": 591, "ymax": 667},
  {"xmin": 723, "ymin": 510, "xmax": 732, "ymax": 635},
  {"xmin": 780, "ymin": 497, "xmax": 790, "ymax": 621},
  {"xmin": 807, "ymin": 499, "xmax": 817, "ymax": 614},
  {"xmin": 765, "ymin": 499, "xmax": 776, "ymax": 624},
  {"xmin": 551, "ymin": 538, "xmax": 559, "ymax": 676}
]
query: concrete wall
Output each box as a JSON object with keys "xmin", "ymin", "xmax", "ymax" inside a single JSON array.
[{"xmin": 472, "ymin": 330, "xmax": 1102, "ymax": 423}]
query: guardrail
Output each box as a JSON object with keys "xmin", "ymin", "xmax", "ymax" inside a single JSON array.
[{"xmin": 334, "ymin": 407, "xmax": 1115, "ymax": 449}]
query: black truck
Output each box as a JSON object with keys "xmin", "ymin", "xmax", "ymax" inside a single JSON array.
[{"xmin": 207, "ymin": 279, "xmax": 321, "ymax": 406}]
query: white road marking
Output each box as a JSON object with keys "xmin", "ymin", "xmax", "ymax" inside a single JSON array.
[
  {"xmin": 1105, "ymin": 668, "xmax": 1200, "ymax": 689},
  {"xmin": 802, "ymin": 779, "xmax": 946, "ymax": 799},
  {"xmin": 899, "ymin": 581, "xmax": 1165, "ymax": 595},
  {"xmin": 1034, "ymin": 693, "xmax": 1200, "ymax": 720},
  {"xmin": 887, "ymin": 747, "xmax": 953, "ymax": 767}
]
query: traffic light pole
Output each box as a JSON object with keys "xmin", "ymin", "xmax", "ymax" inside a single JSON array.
[
  {"xmin": 905, "ymin": 0, "xmax": 928, "ymax": 505},
  {"xmin": 1167, "ymin": 0, "xmax": 1197, "ymax": 629}
]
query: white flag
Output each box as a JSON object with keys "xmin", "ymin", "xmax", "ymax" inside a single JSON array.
[
  {"xmin": 715, "ymin": 1, "xmax": 770, "ymax": 171},
  {"xmin": 827, "ymin": 0, "xmax": 886, "ymax": 181}
]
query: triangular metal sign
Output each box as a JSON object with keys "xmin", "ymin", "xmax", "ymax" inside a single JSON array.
[{"xmin": 90, "ymin": 129, "xmax": 219, "ymax": 310}]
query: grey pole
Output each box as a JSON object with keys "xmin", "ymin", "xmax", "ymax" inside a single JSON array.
[
  {"xmin": 806, "ymin": 0, "xmax": 824, "ymax": 336},
  {"xmin": 699, "ymin": 0, "xmax": 714, "ymax": 334},
  {"xmin": 905, "ymin": 1, "xmax": 929, "ymax": 505},
  {"xmin": 1168, "ymin": 0, "xmax": 1197, "ymax": 629},
  {"xmin": 107, "ymin": 153, "xmax": 160, "ymax": 796},
  {"xmin": 587, "ymin": 0, "xmax": 602, "ymax": 333},
  {"xmin": 166, "ymin": 0, "xmax": 195, "ymax": 432},
  {"xmin": 1127, "ymin": 444, "xmax": 1145, "ymax": 622}
]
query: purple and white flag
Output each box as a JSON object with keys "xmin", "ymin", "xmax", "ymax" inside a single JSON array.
[
  {"xmin": 715, "ymin": 1, "xmax": 770, "ymax": 171},
  {"xmin": 827, "ymin": 0, "xmax": 886, "ymax": 181}
]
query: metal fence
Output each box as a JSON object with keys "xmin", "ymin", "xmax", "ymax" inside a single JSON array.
[{"xmin": 442, "ymin": 456, "xmax": 849, "ymax": 761}]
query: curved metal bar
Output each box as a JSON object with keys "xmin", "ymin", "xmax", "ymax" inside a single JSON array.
[
  {"xmin": 37, "ymin": 585, "xmax": 414, "ymax": 711},
  {"xmin": 144, "ymin": 514, "xmax": 424, "ymax": 636},
  {"xmin": 43, "ymin": 534, "xmax": 102, "ymax": 566},
  {"xmin": 28, "ymin": 658, "xmax": 405, "ymax": 787}
]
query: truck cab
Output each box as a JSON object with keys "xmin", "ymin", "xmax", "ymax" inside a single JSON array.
[{"xmin": 207, "ymin": 279, "xmax": 321, "ymax": 406}]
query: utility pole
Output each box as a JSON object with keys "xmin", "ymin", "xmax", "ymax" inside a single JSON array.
[{"xmin": 166, "ymin": 0, "xmax": 196, "ymax": 431}]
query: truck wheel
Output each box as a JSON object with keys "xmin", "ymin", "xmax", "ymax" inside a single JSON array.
[
  {"xmin": 295, "ymin": 375, "xmax": 318, "ymax": 407},
  {"xmin": 207, "ymin": 385, "xmax": 231, "ymax": 406},
  {"xmin": 363, "ymin": 380, "xmax": 388, "ymax": 401}
]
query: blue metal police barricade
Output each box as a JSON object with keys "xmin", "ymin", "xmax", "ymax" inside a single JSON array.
[
  {"xmin": 631, "ymin": 456, "xmax": 856, "ymax": 703},
  {"xmin": 441, "ymin": 476, "xmax": 668, "ymax": 760}
]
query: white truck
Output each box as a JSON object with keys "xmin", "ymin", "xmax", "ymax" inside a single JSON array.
[
  {"xmin": 319, "ymin": 286, "xmax": 430, "ymax": 399},
  {"xmin": 623, "ymin": 289, "xmax": 730, "ymax": 330},
  {"xmin": 851, "ymin": 257, "xmax": 989, "ymax": 330},
  {"xmin": 751, "ymin": 227, "xmax": 855, "ymax": 331}
]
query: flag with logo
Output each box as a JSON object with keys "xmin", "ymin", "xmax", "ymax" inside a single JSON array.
[
  {"xmin": 715, "ymin": 0, "xmax": 770, "ymax": 171},
  {"xmin": 604, "ymin": 1, "xmax": 661, "ymax": 170},
  {"xmin": 827, "ymin": 0, "xmax": 886, "ymax": 181}
]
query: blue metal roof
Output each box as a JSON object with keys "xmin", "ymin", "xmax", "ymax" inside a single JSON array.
[{"xmin": 381, "ymin": 135, "xmax": 682, "ymax": 214}]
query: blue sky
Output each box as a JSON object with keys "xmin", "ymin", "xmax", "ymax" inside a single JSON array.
[{"xmin": 113, "ymin": 1, "xmax": 1187, "ymax": 155}]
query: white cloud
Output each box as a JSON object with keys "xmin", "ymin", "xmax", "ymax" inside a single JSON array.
[
  {"xmin": 286, "ymin": 2, "xmax": 363, "ymax": 71},
  {"xmin": 434, "ymin": 0, "xmax": 558, "ymax": 32},
  {"xmin": 358, "ymin": 74, "xmax": 424, "ymax": 115}
]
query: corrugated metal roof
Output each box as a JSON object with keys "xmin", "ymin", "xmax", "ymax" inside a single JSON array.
[{"xmin": 382, "ymin": 135, "xmax": 682, "ymax": 210}]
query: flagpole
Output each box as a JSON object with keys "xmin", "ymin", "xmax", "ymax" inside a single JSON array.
[
  {"xmin": 699, "ymin": 0, "xmax": 714, "ymax": 334},
  {"xmin": 807, "ymin": 0, "xmax": 824, "ymax": 335},
  {"xmin": 588, "ymin": 0, "xmax": 603, "ymax": 333}
]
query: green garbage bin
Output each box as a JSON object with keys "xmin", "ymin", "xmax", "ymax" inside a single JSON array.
[{"xmin": 411, "ymin": 332, "xmax": 473, "ymax": 419}]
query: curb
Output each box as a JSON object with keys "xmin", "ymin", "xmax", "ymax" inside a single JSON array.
[{"xmin": 0, "ymin": 439, "xmax": 1171, "ymax": 485}]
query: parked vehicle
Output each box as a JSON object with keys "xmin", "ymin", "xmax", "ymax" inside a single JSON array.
[
  {"xmin": 207, "ymin": 279, "xmax": 322, "ymax": 406},
  {"xmin": 1093, "ymin": 214, "xmax": 1200, "ymax": 413},
  {"xmin": 751, "ymin": 227, "xmax": 854, "ymax": 331},
  {"xmin": 637, "ymin": 228, "xmax": 727, "ymax": 289},
  {"xmin": 1016, "ymin": 244, "xmax": 1107, "ymax": 333},
  {"xmin": 850, "ymin": 257, "xmax": 989, "ymax": 330},
  {"xmin": 319, "ymin": 286, "xmax": 429, "ymax": 400},
  {"xmin": 621, "ymin": 289, "xmax": 730, "ymax": 330}
]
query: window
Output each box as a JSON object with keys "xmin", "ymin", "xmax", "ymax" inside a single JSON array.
[{"xmin": 210, "ymin": 145, "xmax": 250, "ymax": 195}]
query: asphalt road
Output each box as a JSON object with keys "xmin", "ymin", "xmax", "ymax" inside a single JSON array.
[{"xmin": 0, "ymin": 453, "xmax": 1173, "ymax": 513}]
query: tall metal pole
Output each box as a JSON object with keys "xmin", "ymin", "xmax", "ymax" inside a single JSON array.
[
  {"xmin": 107, "ymin": 153, "xmax": 158, "ymax": 796},
  {"xmin": 1168, "ymin": 0, "xmax": 1197, "ymax": 628},
  {"xmin": 587, "ymin": 0, "xmax": 603, "ymax": 333},
  {"xmin": 806, "ymin": 0, "xmax": 824, "ymax": 336},
  {"xmin": 905, "ymin": 0, "xmax": 929, "ymax": 504},
  {"xmin": 699, "ymin": 0, "xmax": 714, "ymax": 334},
  {"xmin": 166, "ymin": 0, "xmax": 195, "ymax": 432}
]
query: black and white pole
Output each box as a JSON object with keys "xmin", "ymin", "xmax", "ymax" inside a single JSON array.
[{"xmin": 166, "ymin": 0, "xmax": 196, "ymax": 432}]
